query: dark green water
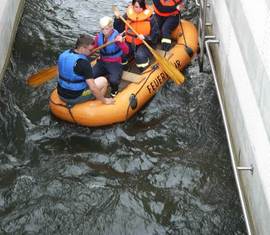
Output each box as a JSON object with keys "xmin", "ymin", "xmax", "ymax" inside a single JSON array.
[{"xmin": 0, "ymin": 0, "xmax": 246, "ymax": 234}]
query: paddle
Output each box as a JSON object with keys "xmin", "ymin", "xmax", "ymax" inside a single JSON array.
[
  {"xmin": 112, "ymin": 5, "xmax": 185, "ymax": 85},
  {"xmin": 27, "ymin": 37, "xmax": 123, "ymax": 87}
]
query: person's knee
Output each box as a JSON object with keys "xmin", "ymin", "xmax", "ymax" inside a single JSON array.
[
  {"xmin": 109, "ymin": 75, "xmax": 121, "ymax": 85},
  {"xmin": 161, "ymin": 27, "xmax": 171, "ymax": 38},
  {"xmin": 162, "ymin": 19, "xmax": 179, "ymax": 36},
  {"xmin": 109, "ymin": 68, "xmax": 122, "ymax": 85},
  {"xmin": 95, "ymin": 76, "xmax": 108, "ymax": 89},
  {"xmin": 135, "ymin": 50, "xmax": 146, "ymax": 61}
]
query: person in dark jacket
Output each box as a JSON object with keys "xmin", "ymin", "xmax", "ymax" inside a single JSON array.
[
  {"xmin": 92, "ymin": 16, "xmax": 129, "ymax": 97},
  {"xmin": 114, "ymin": 0, "xmax": 159, "ymax": 72},
  {"xmin": 152, "ymin": 0, "xmax": 185, "ymax": 51},
  {"xmin": 57, "ymin": 34, "xmax": 114, "ymax": 105}
]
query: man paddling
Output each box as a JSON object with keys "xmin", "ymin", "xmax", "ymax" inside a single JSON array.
[{"xmin": 57, "ymin": 34, "xmax": 114, "ymax": 105}]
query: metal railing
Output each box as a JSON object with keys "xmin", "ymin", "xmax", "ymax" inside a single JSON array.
[
  {"xmin": 197, "ymin": 0, "xmax": 208, "ymax": 71},
  {"xmin": 196, "ymin": 0, "xmax": 253, "ymax": 233},
  {"xmin": 205, "ymin": 39, "xmax": 252, "ymax": 235}
]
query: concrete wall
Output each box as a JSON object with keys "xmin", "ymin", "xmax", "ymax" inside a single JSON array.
[
  {"xmin": 206, "ymin": 0, "xmax": 270, "ymax": 234},
  {"xmin": 0, "ymin": 0, "xmax": 25, "ymax": 81}
]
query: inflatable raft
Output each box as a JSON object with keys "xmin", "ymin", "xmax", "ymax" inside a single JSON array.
[{"xmin": 49, "ymin": 20, "xmax": 198, "ymax": 127}]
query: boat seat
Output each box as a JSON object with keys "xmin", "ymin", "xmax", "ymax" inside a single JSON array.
[
  {"xmin": 156, "ymin": 49, "xmax": 173, "ymax": 58},
  {"xmin": 122, "ymin": 71, "xmax": 145, "ymax": 84}
]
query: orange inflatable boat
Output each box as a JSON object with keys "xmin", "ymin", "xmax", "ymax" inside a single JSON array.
[{"xmin": 49, "ymin": 20, "xmax": 198, "ymax": 127}]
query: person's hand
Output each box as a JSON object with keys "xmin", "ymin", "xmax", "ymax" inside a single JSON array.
[
  {"xmin": 103, "ymin": 97, "xmax": 115, "ymax": 105},
  {"xmin": 138, "ymin": 34, "xmax": 145, "ymax": 40},
  {"xmin": 115, "ymin": 35, "xmax": 124, "ymax": 42}
]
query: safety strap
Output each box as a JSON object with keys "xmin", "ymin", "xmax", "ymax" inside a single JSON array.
[
  {"xmin": 100, "ymin": 48, "xmax": 121, "ymax": 57},
  {"xmin": 59, "ymin": 75, "xmax": 84, "ymax": 84}
]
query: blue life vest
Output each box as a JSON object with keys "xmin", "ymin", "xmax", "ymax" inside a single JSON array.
[
  {"xmin": 98, "ymin": 30, "xmax": 123, "ymax": 58},
  {"xmin": 58, "ymin": 50, "xmax": 88, "ymax": 91}
]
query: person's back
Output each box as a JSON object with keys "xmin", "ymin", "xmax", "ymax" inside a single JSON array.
[
  {"xmin": 57, "ymin": 34, "xmax": 114, "ymax": 105},
  {"xmin": 58, "ymin": 49, "xmax": 89, "ymax": 99}
]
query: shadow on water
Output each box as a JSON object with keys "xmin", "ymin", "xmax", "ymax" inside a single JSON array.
[{"xmin": 0, "ymin": 0, "xmax": 246, "ymax": 234}]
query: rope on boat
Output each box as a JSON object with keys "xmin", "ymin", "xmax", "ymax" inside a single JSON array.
[
  {"xmin": 49, "ymin": 98, "xmax": 78, "ymax": 124},
  {"xmin": 125, "ymin": 64, "xmax": 158, "ymax": 121}
]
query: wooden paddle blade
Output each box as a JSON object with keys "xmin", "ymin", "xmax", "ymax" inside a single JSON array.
[
  {"xmin": 112, "ymin": 5, "xmax": 121, "ymax": 18},
  {"xmin": 27, "ymin": 65, "xmax": 58, "ymax": 87},
  {"xmin": 150, "ymin": 48, "xmax": 185, "ymax": 85}
]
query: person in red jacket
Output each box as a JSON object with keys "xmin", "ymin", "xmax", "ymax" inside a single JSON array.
[{"xmin": 152, "ymin": 0, "xmax": 185, "ymax": 51}]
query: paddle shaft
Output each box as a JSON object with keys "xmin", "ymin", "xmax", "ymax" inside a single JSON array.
[
  {"xmin": 115, "ymin": 12, "xmax": 153, "ymax": 53},
  {"xmin": 27, "ymin": 36, "xmax": 125, "ymax": 87},
  {"xmin": 113, "ymin": 5, "xmax": 185, "ymax": 84},
  {"xmin": 91, "ymin": 34, "xmax": 125, "ymax": 55}
]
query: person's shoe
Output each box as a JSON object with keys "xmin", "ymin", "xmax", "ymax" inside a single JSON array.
[
  {"xmin": 121, "ymin": 58, "xmax": 129, "ymax": 70},
  {"xmin": 162, "ymin": 42, "xmax": 171, "ymax": 52},
  {"xmin": 161, "ymin": 37, "xmax": 172, "ymax": 51},
  {"xmin": 138, "ymin": 67, "xmax": 145, "ymax": 73},
  {"xmin": 110, "ymin": 90, "xmax": 118, "ymax": 98}
]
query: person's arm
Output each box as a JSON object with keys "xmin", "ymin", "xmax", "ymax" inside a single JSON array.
[
  {"xmin": 93, "ymin": 35, "xmax": 99, "ymax": 48},
  {"xmin": 115, "ymin": 35, "xmax": 129, "ymax": 55}
]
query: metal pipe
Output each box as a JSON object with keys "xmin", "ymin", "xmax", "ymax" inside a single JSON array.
[
  {"xmin": 196, "ymin": 0, "xmax": 211, "ymax": 12},
  {"xmin": 196, "ymin": 0, "xmax": 210, "ymax": 9},
  {"xmin": 205, "ymin": 39, "xmax": 253, "ymax": 235},
  {"xmin": 198, "ymin": 0, "xmax": 208, "ymax": 71},
  {"xmin": 237, "ymin": 166, "xmax": 254, "ymax": 174},
  {"xmin": 205, "ymin": 35, "xmax": 216, "ymax": 39}
]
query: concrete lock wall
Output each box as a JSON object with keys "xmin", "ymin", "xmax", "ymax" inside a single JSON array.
[
  {"xmin": 207, "ymin": 0, "xmax": 270, "ymax": 234},
  {"xmin": 0, "ymin": 0, "xmax": 25, "ymax": 81}
]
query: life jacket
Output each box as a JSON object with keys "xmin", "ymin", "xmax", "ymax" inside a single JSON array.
[
  {"xmin": 153, "ymin": 0, "xmax": 181, "ymax": 17},
  {"xmin": 58, "ymin": 50, "xmax": 87, "ymax": 91},
  {"xmin": 125, "ymin": 5, "xmax": 152, "ymax": 45},
  {"xmin": 97, "ymin": 29, "xmax": 122, "ymax": 58}
]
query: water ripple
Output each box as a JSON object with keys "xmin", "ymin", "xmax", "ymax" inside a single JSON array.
[{"xmin": 0, "ymin": 0, "xmax": 246, "ymax": 234}]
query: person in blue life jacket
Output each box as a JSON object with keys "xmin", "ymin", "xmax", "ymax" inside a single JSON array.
[
  {"xmin": 57, "ymin": 34, "xmax": 114, "ymax": 105},
  {"xmin": 114, "ymin": 0, "xmax": 159, "ymax": 72},
  {"xmin": 152, "ymin": 0, "xmax": 185, "ymax": 51},
  {"xmin": 92, "ymin": 16, "xmax": 129, "ymax": 97}
]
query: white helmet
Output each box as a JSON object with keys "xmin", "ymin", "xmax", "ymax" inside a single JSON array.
[{"xmin": 99, "ymin": 16, "xmax": 113, "ymax": 28}]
